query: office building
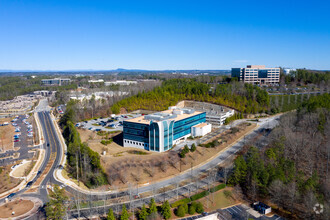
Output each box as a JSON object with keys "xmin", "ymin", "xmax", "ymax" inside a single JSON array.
[
  {"xmin": 123, "ymin": 107, "xmax": 210, "ymax": 152},
  {"xmin": 231, "ymin": 65, "xmax": 280, "ymax": 84},
  {"xmin": 105, "ymin": 80, "xmax": 137, "ymax": 86},
  {"xmin": 41, "ymin": 78, "xmax": 71, "ymax": 86}
]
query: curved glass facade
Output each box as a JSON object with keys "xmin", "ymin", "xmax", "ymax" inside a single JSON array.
[{"xmin": 124, "ymin": 111, "xmax": 206, "ymax": 152}]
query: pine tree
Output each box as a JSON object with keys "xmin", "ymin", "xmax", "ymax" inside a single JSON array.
[
  {"xmin": 161, "ymin": 201, "xmax": 171, "ymax": 220},
  {"xmin": 107, "ymin": 208, "xmax": 115, "ymax": 220},
  {"xmin": 148, "ymin": 198, "xmax": 157, "ymax": 215},
  {"xmin": 45, "ymin": 185, "xmax": 68, "ymax": 220},
  {"xmin": 190, "ymin": 143, "xmax": 196, "ymax": 152},
  {"xmin": 139, "ymin": 204, "xmax": 148, "ymax": 220},
  {"xmin": 175, "ymin": 205, "xmax": 186, "ymax": 217},
  {"xmin": 120, "ymin": 205, "xmax": 129, "ymax": 220}
]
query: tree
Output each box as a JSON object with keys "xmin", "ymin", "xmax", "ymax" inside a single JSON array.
[
  {"xmin": 190, "ymin": 143, "xmax": 196, "ymax": 152},
  {"xmin": 183, "ymin": 145, "xmax": 190, "ymax": 153},
  {"xmin": 188, "ymin": 205, "xmax": 196, "ymax": 215},
  {"xmin": 148, "ymin": 198, "xmax": 157, "ymax": 215},
  {"xmin": 139, "ymin": 204, "xmax": 148, "ymax": 220},
  {"xmin": 45, "ymin": 185, "xmax": 68, "ymax": 220},
  {"xmin": 107, "ymin": 208, "xmax": 115, "ymax": 220},
  {"xmin": 161, "ymin": 200, "xmax": 171, "ymax": 220},
  {"xmin": 195, "ymin": 202, "xmax": 204, "ymax": 214},
  {"xmin": 175, "ymin": 205, "xmax": 186, "ymax": 217},
  {"xmin": 120, "ymin": 205, "xmax": 129, "ymax": 220}
]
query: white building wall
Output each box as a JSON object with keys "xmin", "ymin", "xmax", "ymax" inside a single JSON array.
[
  {"xmin": 123, "ymin": 139, "xmax": 147, "ymax": 149},
  {"xmin": 192, "ymin": 124, "xmax": 212, "ymax": 137}
]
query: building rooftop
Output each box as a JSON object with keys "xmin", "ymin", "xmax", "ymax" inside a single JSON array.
[
  {"xmin": 125, "ymin": 107, "xmax": 204, "ymax": 125},
  {"xmin": 192, "ymin": 122, "xmax": 208, "ymax": 128}
]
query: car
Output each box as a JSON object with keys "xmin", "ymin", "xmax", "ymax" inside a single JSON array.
[
  {"xmin": 14, "ymin": 139, "xmax": 20, "ymax": 142},
  {"xmin": 47, "ymin": 143, "xmax": 50, "ymax": 147},
  {"xmin": 202, "ymin": 212, "xmax": 208, "ymax": 216},
  {"xmin": 26, "ymin": 181, "xmax": 33, "ymax": 187},
  {"xmin": 88, "ymin": 127, "xmax": 93, "ymax": 130},
  {"xmin": 95, "ymin": 128, "xmax": 101, "ymax": 132},
  {"xmin": 6, "ymin": 193, "xmax": 16, "ymax": 199},
  {"xmin": 107, "ymin": 119, "xmax": 114, "ymax": 123},
  {"xmin": 37, "ymin": 170, "xmax": 41, "ymax": 175},
  {"xmin": 84, "ymin": 121, "xmax": 88, "ymax": 123}
]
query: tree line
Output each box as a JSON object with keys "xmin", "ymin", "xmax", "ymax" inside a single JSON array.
[
  {"xmin": 111, "ymin": 79, "xmax": 270, "ymax": 114},
  {"xmin": 60, "ymin": 100, "xmax": 108, "ymax": 187},
  {"xmin": 229, "ymin": 93, "xmax": 330, "ymax": 219},
  {"xmin": 0, "ymin": 75, "xmax": 77, "ymax": 101}
]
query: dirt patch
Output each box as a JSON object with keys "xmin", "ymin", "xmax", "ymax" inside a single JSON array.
[
  {"xmin": 10, "ymin": 160, "xmax": 33, "ymax": 178},
  {"xmin": 99, "ymin": 123, "xmax": 256, "ymax": 189},
  {"xmin": 0, "ymin": 199, "xmax": 34, "ymax": 218},
  {"xmin": 0, "ymin": 118, "xmax": 15, "ymax": 152},
  {"xmin": 0, "ymin": 164, "xmax": 21, "ymax": 194}
]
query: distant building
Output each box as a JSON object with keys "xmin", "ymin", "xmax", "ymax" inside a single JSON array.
[
  {"xmin": 41, "ymin": 78, "xmax": 71, "ymax": 86},
  {"xmin": 232, "ymin": 65, "xmax": 280, "ymax": 84},
  {"xmin": 123, "ymin": 107, "xmax": 210, "ymax": 152},
  {"xmin": 88, "ymin": 79, "xmax": 104, "ymax": 83},
  {"xmin": 105, "ymin": 80, "xmax": 137, "ymax": 86},
  {"xmin": 283, "ymin": 68, "xmax": 296, "ymax": 75}
]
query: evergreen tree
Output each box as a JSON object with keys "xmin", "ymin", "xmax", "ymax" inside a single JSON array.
[
  {"xmin": 161, "ymin": 201, "xmax": 171, "ymax": 220},
  {"xmin": 45, "ymin": 185, "xmax": 68, "ymax": 220},
  {"xmin": 148, "ymin": 198, "xmax": 157, "ymax": 215},
  {"xmin": 139, "ymin": 204, "xmax": 148, "ymax": 220},
  {"xmin": 195, "ymin": 202, "xmax": 204, "ymax": 214},
  {"xmin": 107, "ymin": 208, "xmax": 115, "ymax": 220},
  {"xmin": 120, "ymin": 205, "xmax": 129, "ymax": 220},
  {"xmin": 188, "ymin": 204, "xmax": 196, "ymax": 215},
  {"xmin": 190, "ymin": 143, "xmax": 196, "ymax": 152},
  {"xmin": 175, "ymin": 205, "xmax": 186, "ymax": 217}
]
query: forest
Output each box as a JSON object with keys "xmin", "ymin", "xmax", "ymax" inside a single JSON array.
[
  {"xmin": 0, "ymin": 76, "xmax": 77, "ymax": 101},
  {"xmin": 111, "ymin": 79, "xmax": 270, "ymax": 114},
  {"xmin": 60, "ymin": 101, "xmax": 108, "ymax": 187},
  {"xmin": 283, "ymin": 69, "xmax": 330, "ymax": 85},
  {"xmin": 229, "ymin": 93, "xmax": 330, "ymax": 219}
]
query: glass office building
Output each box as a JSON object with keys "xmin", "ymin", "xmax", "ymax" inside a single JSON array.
[
  {"xmin": 123, "ymin": 108, "xmax": 206, "ymax": 152},
  {"xmin": 231, "ymin": 65, "xmax": 280, "ymax": 84}
]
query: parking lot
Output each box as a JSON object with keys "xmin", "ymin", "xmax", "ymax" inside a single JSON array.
[
  {"xmin": 0, "ymin": 115, "xmax": 38, "ymax": 166},
  {"xmin": 179, "ymin": 204, "xmax": 284, "ymax": 220},
  {"xmin": 77, "ymin": 114, "xmax": 141, "ymax": 132}
]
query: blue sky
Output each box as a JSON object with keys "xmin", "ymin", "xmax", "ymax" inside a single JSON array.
[{"xmin": 0, "ymin": 0, "xmax": 329, "ymax": 70}]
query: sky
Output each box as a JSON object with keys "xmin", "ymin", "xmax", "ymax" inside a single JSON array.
[{"xmin": 0, "ymin": 0, "xmax": 329, "ymax": 70}]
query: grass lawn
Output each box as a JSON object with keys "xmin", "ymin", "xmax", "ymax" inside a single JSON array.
[{"xmin": 198, "ymin": 188, "xmax": 237, "ymax": 211}]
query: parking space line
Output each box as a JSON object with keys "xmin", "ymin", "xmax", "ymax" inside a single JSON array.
[
  {"xmin": 232, "ymin": 206, "xmax": 242, "ymax": 212},
  {"xmin": 228, "ymin": 207, "xmax": 238, "ymax": 214},
  {"xmin": 218, "ymin": 213, "xmax": 227, "ymax": 220}
]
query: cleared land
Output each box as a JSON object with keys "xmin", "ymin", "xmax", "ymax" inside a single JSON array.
[
  {"xmin": 0, "ymin": 164, "xmax": 21, "ymax": 194},
  {"xmin": 0, "ymin": 199, "xmax": 34, "ymax": 218},
  {"xmin": 78, "ymin": 123, "xmax": 256, "ymax": 189},
  {"xmin": 0, "ymin": 118, "xmax": 15, "ymax": 152},
  {"xmin": 198, "ymin": 188, "xmax": 238, "ymax": 211}
]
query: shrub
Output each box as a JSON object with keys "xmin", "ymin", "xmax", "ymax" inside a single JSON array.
[
  {"xmin": 210, "ymin": 183, "xmax": 226, "ymax": 193},
  {"xmin": 190, "ymin": 190, "xmax": 209, "ymax": 201},
  {"xmin": 171, "ymin": 198, "xmax": 191, "ymax": 208},
  {"xmin": 195, "ymin": 202, "xmax": 204, "ymax": 214},
  {"xmin": 175, "ymin": 205, "xmax": 186, "ymax": 217}
]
